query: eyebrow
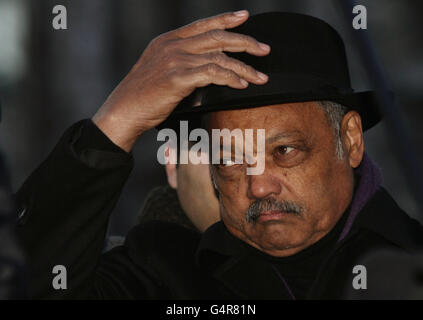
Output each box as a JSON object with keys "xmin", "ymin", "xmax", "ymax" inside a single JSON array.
[{"xmin": 265, "ymin": 131, "xmax": 303, "ymax": 144}]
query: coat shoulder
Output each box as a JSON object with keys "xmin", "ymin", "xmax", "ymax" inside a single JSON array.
[
  {"xmin": 124, "ymin": 220, "xmax": 201, "ymax": 260},
  {"xmin": 355, "ymin": 187, "xmax": 423, "ymax": 251}
]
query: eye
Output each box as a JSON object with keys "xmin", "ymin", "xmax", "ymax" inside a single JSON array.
[
  {"xmin": 273, "ymin": 144, "xmax": 306, "ymax": 168},
  {"xmin": 276, "ymin": 146, "xmax": 295, "ymax": 155}
]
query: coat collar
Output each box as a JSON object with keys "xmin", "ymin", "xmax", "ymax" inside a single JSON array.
[
  {"xmin": 337, "ymin": 152, "xmax": 383, "ymax": 242},
  {"xmin": 346, "ymin": 187, "xmax": 423, "ymax": 251}
]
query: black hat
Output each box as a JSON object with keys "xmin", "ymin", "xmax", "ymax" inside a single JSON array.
[{"xmin": 159, "ymin": 12, "xmax": 382, "ymax": 131}]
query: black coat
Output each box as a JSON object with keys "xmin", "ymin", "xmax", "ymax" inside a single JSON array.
[{"xmin": 16, "ymin": 120, "xmax": 423, "ymax": 299}]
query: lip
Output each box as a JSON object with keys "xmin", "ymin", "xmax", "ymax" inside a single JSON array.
[{"xmin": 257, "ymin": 210, "xmax": 289, "ymax": 222}]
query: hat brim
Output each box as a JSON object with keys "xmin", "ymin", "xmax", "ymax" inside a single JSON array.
[{"xmin": 158, "ymin": 73, "xmax": 383, "ymax": 131}]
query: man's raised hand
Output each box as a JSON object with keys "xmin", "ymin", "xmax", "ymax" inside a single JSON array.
[{"xmin": 92, "ymin": 10, "xmax": 270, "ymax": 152}]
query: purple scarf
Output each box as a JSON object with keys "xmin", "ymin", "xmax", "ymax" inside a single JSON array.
[{"xmin": 337, "ymin": 152, "xmax": 383, "ymax": 243}]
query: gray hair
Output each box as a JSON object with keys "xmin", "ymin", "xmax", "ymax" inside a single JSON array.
[{"xmin": 317, "ymin": 100, "xmax": 348, "ymax": 159}]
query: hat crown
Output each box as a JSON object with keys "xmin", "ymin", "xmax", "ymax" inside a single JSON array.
[{"xmin": 228, "ymin": 12, "xmax": 351, "ymax": 88}]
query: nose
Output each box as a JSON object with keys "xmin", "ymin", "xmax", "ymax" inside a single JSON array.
[{"xmin": 247, "ymin": 174, "xmax": 282, "ymax": 200}]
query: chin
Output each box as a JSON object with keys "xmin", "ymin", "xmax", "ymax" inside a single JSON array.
[{"xmin": 249, "ymin": 223, "xmax": 309, "ymax": 253}]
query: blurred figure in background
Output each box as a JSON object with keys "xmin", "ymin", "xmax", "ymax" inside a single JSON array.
[
  {"xmin": 138, "ymin": 143, "xmax": 220, "ymax": 232},
  {"xmin": 104, "ymin": 141, "xmax": 220, "ymax": 251}
]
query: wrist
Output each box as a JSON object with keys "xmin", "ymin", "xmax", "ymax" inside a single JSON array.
[{"xmin": 92, "ymin": 112, "xmax": 142, "ymax": 153}]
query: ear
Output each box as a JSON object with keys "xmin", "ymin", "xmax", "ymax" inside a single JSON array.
[
  {"xmin": 340, "ymin": 111, "xmax": 364, "ymax": 168},
  {"xmin": 164, "ymin": 147, "xmax": 178, "ymax": 189}
]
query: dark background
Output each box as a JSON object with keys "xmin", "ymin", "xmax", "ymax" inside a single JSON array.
[{"xmin": 0, "ymin": 0, "xmax": 422, "ymax": 236}]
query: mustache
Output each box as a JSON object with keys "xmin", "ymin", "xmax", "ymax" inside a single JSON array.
[{"xmin": 245, "ymin": 198, "xmax": 303, "ymax": 223}]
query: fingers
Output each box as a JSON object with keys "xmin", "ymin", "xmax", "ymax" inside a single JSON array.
[
  {"xmin": 172, "ymin": 10, "xmax": 250, "ymax": 39},
  {"xmin": 189, "ymin": 52, "xmax": 268, "ymax": 84},
  {"xmin": 178, "ymin": 63, "xmax": 250, "ymax": 90},
  {"xmin": 179, "ymin": 29, "xmax": 270, "ymax": 56},
  {"xmin": 158, "ymin": 11, "xmax": 271, "ymax": 97}
]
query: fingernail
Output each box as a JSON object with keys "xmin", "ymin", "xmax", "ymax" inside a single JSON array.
[
  {"xmin": 257, "ymin": 72, "xmax": 268, "ymax": 81},
  {"xmin": 259, "ymin": 42, "xmax": 270, "ymax": 51},
  {"xmin": 240, "ymin": 79, "xmax": 249, "ymax": 87},
  {"xmin": 234, "ymin": 10, "xmax": 248, "ymax": 17}
]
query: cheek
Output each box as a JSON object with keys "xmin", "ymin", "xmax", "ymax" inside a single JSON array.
[
  {"xmin": 281, "ymin": 156, "xmax": 343, "ymax": 226},
  {"xmin": 213, "ymin": 166, "xmax": 243, "ymax": 197},
  {"xmin": 213, "ymin": 169, "xmax": 248, "ymax": 222}
]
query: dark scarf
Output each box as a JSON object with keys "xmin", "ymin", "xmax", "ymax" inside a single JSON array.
[
  {"xmin": 137, "ymin": 184, "xmax": 197, "ymax": 232},
  {"xmin": 338, "ymin": 152, "xmax": 383, "ymax": 242}
]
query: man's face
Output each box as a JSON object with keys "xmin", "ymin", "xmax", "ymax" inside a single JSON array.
[
  {"xmin": 165, "ymin": 144, "xmax": 220, "ymax": 232},
  {"xmin": 209, "ymin": 102, "xmax": 356, "ymax": 257},
  {"xmin": 176, "ymin": 160, "xmax": 220, "ymax": 232}
]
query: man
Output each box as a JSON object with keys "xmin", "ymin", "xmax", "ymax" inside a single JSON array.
[{"xmin": 16, "ymin": 11, "xmax": 423, "ymax": 299}]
